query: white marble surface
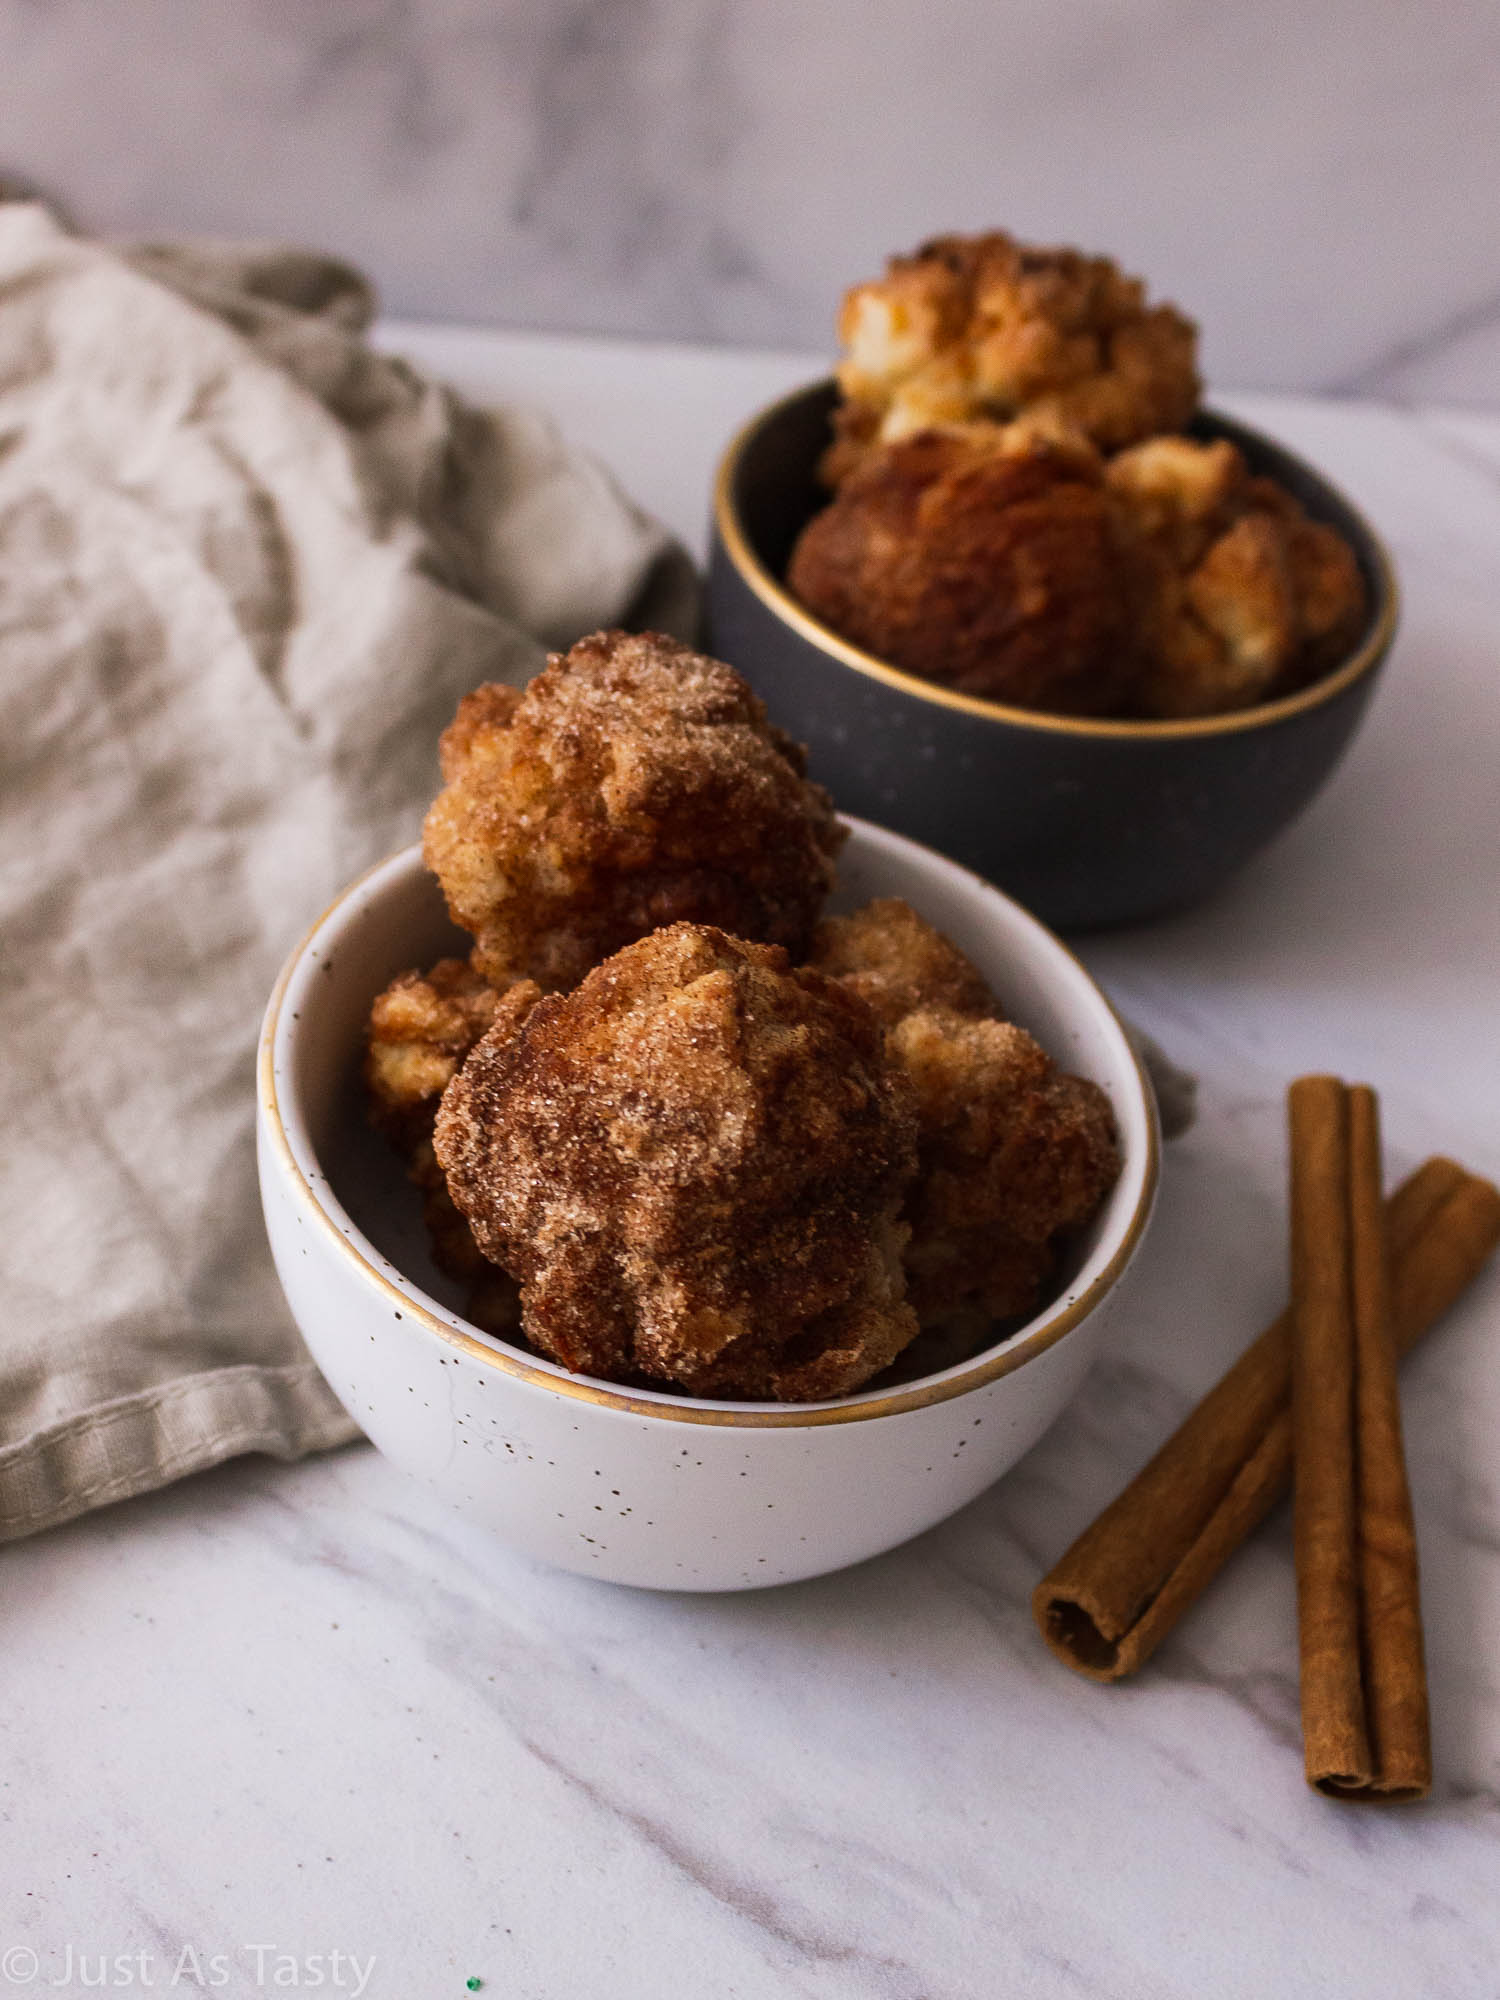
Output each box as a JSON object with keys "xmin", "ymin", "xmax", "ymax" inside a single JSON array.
[
  {"xmin": 7, "ymin": 330, "xmax": 1500, "ymax": 1998},
  {"xmin": 0, "ymin": 0, "xmax": 1497, "ymax": 403}
]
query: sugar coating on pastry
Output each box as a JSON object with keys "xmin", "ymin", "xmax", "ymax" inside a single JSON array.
[
  {"xmin": 828, "ymin": 231, "xmax": 1200, "ymax": 483},
  {"xmin": 789, "ymin": 430, "xmax": 1149, "ymax": 712},
  {"xmin": 437, "ymin": 679, "xmax": 523, "ymax": 782},
  {"xmin": 808, "ymin": 897, "xmax": 995, "ymax": 1027},
  {"xmin": 433, "ymin": 923, "xmax": 920, "ymax": 1400},
  {"xmin": 811, "ymin": 899, "xmax": 1120, "ymax": 1325},
  {"xmin": 422, "ymin": 629, "xmax": 846, "ymax": 991},
  {"xmin": 892, "ymin": 1007, "xmax": 1120, "ymax": 1324},
  {"xmin": 413, "ymin": 1135, "xmax": 526, "ymax": 1343},
  {"xmin": 364, "ymin": 956, "xmax": 502, "ymax": 1152},
  {"xmin": 365, "ymin": 962, "xmax": 531, "ymax": 1335},
  {"xmin": 1106, "ymin": 436, "xmax": 1368, "ymax": 716}
]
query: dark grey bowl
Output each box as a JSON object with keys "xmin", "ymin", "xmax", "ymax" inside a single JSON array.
[{"xmin": 705, "ymin": 380, "xmax": 1398, "ymax": 930}]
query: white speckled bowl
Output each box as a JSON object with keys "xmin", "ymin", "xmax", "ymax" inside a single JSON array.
[{"xmin": 256, "ymin": 821, "xmax": 1158, "ymax": 1591}]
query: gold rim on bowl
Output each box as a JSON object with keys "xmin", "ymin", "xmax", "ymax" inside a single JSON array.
[
  {"xmin": 259, "ymin": 834, "xmax": 1161, "ymax": 1429},
  {"xmin": 712, "ymin": 380, "xmax": 1400, "ymax": 742}
]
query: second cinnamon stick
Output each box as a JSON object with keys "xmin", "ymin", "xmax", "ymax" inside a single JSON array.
[
  {"xmin": 1289, "ymin": 1077, "xmax": 1367, "ymax": 1784},
  {"xmin": 1290, "ymin": 1079, "xmax": 1431, "ymax": 1798}
]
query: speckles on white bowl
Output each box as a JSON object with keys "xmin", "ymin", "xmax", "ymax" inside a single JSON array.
[{"xmin": 256, "ymin": 822, "xmax": 1158, "ymax": 1590}]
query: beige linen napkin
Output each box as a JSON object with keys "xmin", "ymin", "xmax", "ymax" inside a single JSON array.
[{"xmin": 0, "ymin": 202, "xmax": 695, "ymax": 1541}]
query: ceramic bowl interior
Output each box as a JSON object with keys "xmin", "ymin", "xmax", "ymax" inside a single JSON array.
[{"xmin": 271, "ymin": 820, "xmax": 1158, "ymax": 1419}]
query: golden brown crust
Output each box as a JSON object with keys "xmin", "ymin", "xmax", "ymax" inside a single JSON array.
[
  {"xmin": 410, "ymin": 1134, "xmax": 527, "ymax": 1339},
  {"xmin": 1103, "ymin": 434, "xmax": 1244, "ymax": 569},
  {"xmin": 808, "ymin": 897, "xmax": 996, "ymax": 1027},
  {"xmin": 432, "ymin": 923, "xmax": 920, "ymax": 1400},
  {"xmin": 789, "ymin": 431, "xmax": 1151, "ymax": 712},
  {"xmin": 891, "ymin": 1008, "xmax": 1121, "ymax": 1325},
  {"xmin": 364, "ymin": 962, "xmax": 531, "ymax": 1331},
  {"xmin": 828, "ymin": 231, "xmax": 1200, "ymax": 482},
  {"xmin": 1283, "ymin": 513, "xmax": 1370, "ymax": 681},
  {"xmin": 364, "ymin": 956, "xmax": 503, "ymax": 1153},
  {"xmin": 438, "ymin": 680, "xmax": 525, "ymax": 783},
  {"xmin": 806, "ymin": 233, "xmax": 1366, "ymax": 719},
  {"xmin": 792, "ymin": 422, "xmax": 1368, "ymax": 720},
  {"xmin": 808, "ymin": 900, "xmax": 1120, "ymax": 1327},
  {"xmin": 422, "ymin": 630, "xmax": 847, "ymax": 990},
  {"xmin": 1107, "ymin": 437, "xmax": 1369, "ymax": 717}
]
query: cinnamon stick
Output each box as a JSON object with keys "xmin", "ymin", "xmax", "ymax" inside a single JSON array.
[
  {"xmin": 1347, "ymin": 1091, "xmax": 1428, "ymax": 1794},
  {"xmin": 1289, "ymin": 1077, "xmax": 1367, "ymax": 1783},
  {"xmin": 1033, "ymin": 1156, "xmax": 1500, "ymax": 1681},
  {"xmin": 1291, "ymin": 1080, "xmax": 1431, "ymax": 1798}
]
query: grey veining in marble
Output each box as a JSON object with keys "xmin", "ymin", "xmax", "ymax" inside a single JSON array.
[{"xmin": 1, "ymin": 0, "xmax": 1496, "ymax": 402}]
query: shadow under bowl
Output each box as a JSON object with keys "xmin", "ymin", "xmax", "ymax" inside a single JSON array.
[{"xmin": 705, "ymin": 380, "xmax": 1398, "ymax": 931}]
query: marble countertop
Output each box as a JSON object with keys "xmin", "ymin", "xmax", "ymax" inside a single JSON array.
[
  {"xmin": 7, "ymin": 0, "xmax": 1499, "ymax": 404},
  {"xmin": 8, "ymin": 329, "xmax": 1500, "ymax": 1999}
]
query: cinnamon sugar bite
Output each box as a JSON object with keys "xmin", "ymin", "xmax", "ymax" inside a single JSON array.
[
  {"xmin": 806, "ymin": 895, "xmax": 994, "ymax": 1026},
  {"xmin": 423, "ymin": 629, "xmax": 845, "ymax": 992},
  {"xmin": 363, "ymin": 957, "xmax": 524, "ymax": 1334},
  {"xmin": 1105, "ymin": 435, "xmax": 1368, "ymax": 717},
  {"xmin": 810, "ymin": 899, "xmax": 1120, "ymax": 1325},
  {"xmin": 364, "ymin": 956, "xmax": 499, "ymax": 1152},
  {"xmin": 789, "ymin": 428, "xmax": 1150, "ymax": 712},
  {"xmin": 791, "ymin": 423, "xmax": 1367, "ymax": 718},
  {"xmin": 434, "ymin": 924, "xmax": 919, "ymax": 1401},
  {"xmin": 792, "ymin": 229, "xmax": 1369, "ymax": 720},
  {"xmin": 827, "ymin": 230, "xmax": 1200, "ymax": 484},
  {"xmin": 364, "ymin": 643, "xmax": 1123, "ymax": 1402}
]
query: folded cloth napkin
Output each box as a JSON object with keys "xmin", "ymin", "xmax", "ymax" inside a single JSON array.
[{"xmin": 0, "ymin": 202, "xmax": 696, "ymax": 1542}]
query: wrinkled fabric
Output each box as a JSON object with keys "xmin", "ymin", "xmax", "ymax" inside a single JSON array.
[{"xmin": 0, "ymin": 203, "xmax": 696, "ymax": 1541}]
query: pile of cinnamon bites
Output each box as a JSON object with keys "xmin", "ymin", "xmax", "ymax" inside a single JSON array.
[
  {"xmin": 790, "ymin": 231, "xmax": 1368, "ymax": 719},
  {"xmin": 365, "ymin": 629, "xmax": 1120, "ymax": 1402}
]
